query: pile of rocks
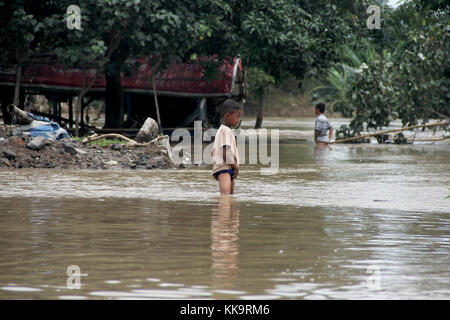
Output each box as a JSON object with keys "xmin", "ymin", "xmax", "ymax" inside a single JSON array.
[{"xmin": 0, "ymin": 135, "xmax": 174, "ymax": 170}]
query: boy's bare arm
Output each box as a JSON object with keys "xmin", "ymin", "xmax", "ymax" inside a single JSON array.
[
  {"xmin": 329, "ymin": 128, "xmax": 334, "ymax": 141},
  {"xmin": 222, "ymin": 145, "xmax": 239, "ymax": 178},
  {"xmin": 314, "ymin": 130, "xmax": 320, "ymax": 143}
]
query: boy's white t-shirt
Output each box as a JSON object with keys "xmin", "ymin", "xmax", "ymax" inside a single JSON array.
[
  {"xmin": 211, "ymin": 124, "xmax": 239, "ymax": 174},
  {"xmin": 315, "ymin": 114, "xmax": 333, "ymax": 143}
]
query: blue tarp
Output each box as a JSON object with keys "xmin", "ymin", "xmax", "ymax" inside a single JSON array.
[{"xmin": 14, "ymin": 112, "xmax": 70, "ymax": 140}]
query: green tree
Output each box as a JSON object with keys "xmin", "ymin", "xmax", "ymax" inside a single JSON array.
[
  {"xmin": 340, "ymin": 0, "xmax": 449, "ymax": 137},
  {"xmin": 311, "ymin": 45, "xmax": 379, "ymax": 117},
  {"xmin": 197, "ymin": 0, "xmax": 353, "ymax": 128},
  {"xmin": 0, "ymin": 0, "xmax": 60, "ymax": 122},
  {"xmin": 246, "ymin": 68, "xmax": 275, "ymax": 129},
  {"xmin": 128, "ymin": 1, "xmax": 213, "ymax": 132},
  {"xmin": 48, "ymin": 0, "xmax": 133, "ymax": 135}
]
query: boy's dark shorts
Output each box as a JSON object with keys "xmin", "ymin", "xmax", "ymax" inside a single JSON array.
[{"xmin": 213, "ymin": 168, "xmax": 235, "ymax": 181}]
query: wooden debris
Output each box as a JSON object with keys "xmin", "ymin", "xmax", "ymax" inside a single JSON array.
[
  {"xmin": 81, "ymin": 133, "xmax": 166, "ymax": 146},
  {"xmin": 332, "ymin": 120, "xmax": 449, "ymax": 144}
]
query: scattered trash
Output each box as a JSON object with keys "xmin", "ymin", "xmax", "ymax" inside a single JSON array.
[
  {"xmin": 7, "ymin": 104, "xmax": 70, "ymax": 141},
  {"xmin": 0, "ymin": 106, "xmax": 176, "ymax": 170}
]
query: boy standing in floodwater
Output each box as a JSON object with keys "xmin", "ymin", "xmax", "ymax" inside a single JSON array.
[
  {"xmin": 211, "ymin": 99, "xmax": 242, "ymax": 195},
  {"xmin": 314, "ymin": 102, "xmax": 334, "ymax": 147}
]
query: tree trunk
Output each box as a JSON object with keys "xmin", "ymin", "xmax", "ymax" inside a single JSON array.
[
  {"xmin": 74, "ymin": 96, "xmax": 82, "ymax": 137},
  {"xmin": 68, "ymin": 96, "xmax": 73, "ymax": 128},
  {"xmin": 74, "ymin": 69, "xmax": 86, "ymax": 137},
  {"xmin": 13, "ymin": 65, "xmax": 22, "ymax": 107},
  {"xmin": 0, "ymin": 87, "xmax": 14, "ymax": 124},
  {"xmin": 254, "ymin": 86, "xmax": 266, "ymax": 129},
  {"xmin": 104, "ymin": 53, "xmax": 125, "ymax": 129},
  {"xmin": 152, "ymin": 69, "xmax": 162, "ymax": 133}
]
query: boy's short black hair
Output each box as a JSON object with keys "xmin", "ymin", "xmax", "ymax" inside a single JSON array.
[
  {"xmin": 316, "ymin": 102, "xmax": 326, "ymax": 113},
  {"xmin": 221, "ymin": 99, "xmax": 243, "ymax": 117}
]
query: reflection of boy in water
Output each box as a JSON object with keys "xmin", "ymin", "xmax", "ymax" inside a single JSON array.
[
  {"xmin": 211, "ymin": 196, "xmax": 240, "ymax": 286},
  {"xmin": 314, "ymin": 103, "xmax": 334, "ymax": 148}
]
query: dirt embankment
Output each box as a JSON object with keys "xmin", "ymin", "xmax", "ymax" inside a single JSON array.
[{"xmin": 0, "ymin": 135, "xmax": 174, "ymax": 170}]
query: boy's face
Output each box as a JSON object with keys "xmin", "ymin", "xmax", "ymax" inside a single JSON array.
[
  {"xmin": 224, "ymin": 110, "xmax": 242, "ymax": 127},
  {"xmin": 315, "ymin": 107, "xmax": 321, "ymax": 115}
]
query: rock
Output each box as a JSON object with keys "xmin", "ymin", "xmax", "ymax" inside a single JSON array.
[
  {"xmin": 8, "ymin": 136, "xmax": 25, "ymax": 145},
  {"xmin": 3, "ymin": 149, "xmax": 17, "ymax": 160},
  {"xmin": 146, "ymin": 164, "xmax": 154, "ymax": 169},
  {"xmin": 104, "ymin": 160, "xmax": 118, "ymax": 166},
  {"xmin": 152, "ymin": 156, "xmax": 166, "ymax": 167},
  {"xmin": 135, "ymin": 117, "xmax": 159, "ymax": 143},
  {"xmin": 110, "ymin": 143, "xmax": 122, "ymax": 151},
  {"xmin": 59, "ymin": 138, "xmax": 72, "ymax": 143},
  {"xmin": 27, "ymin": 136, "xmax": 47, "ymax": 151},
  {"xmin": 12, "ymin": 128, "xmax": 22, "ymax": 136},
  {"xmin": 1, "ymin": 158, "xmax": 12, "ymax": 167},
  {"xmin": 63, "ymin": 143, "xmax": 86, "ymax": 156},
  {"xmin": 127, "ymin": 160, "xmax": 137, "ymax": 169},
  {"xmin": 75, "ymin": 147, "xmax": 87, "ymax": 155},
  {"xmin": 63, "ymin": 144, "xmax": 77, "ymax": 156},
  {"xmin": 45, "ymin": 162, "xmax": 55, "ymax": 168}
]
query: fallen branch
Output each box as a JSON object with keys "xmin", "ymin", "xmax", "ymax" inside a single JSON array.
[
  {"xmin": 134, "ymin": 135, "xmax": 166, "ymax": 146},
  {"xmin": 332, "ymin": 120, "xmax": 449, "ymax": 144},
  {"xmin": 82, "ymin": 133, "xmax": 137, "ymax": 145},
  {"xmin": 412, "ymin": 136, "xmax": 450, "ymax": 142},
  {"xmin": 81, "ymin": 133, "xmax": 166, "ymax": 146},
  {"xmin": 7, "ymin": 104, "xmax": 33, "ymax": 124}
]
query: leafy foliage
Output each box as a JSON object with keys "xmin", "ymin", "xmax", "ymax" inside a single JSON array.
[
  {"xmin": 328, "ymin": 0, "xmax": 450, "ymax": 138},
  {"xmin": 1, "ymin": 0, "xmax": 447, "ymax": 134},
  {"xmin": 346, "ymin": 6, "xmax": 449, "ymax": 135},
  {"xmin": 0, "ymin": 2, "xmax": 45, "ymax": 67},
  {"xmin": 199, "ymin": 0, "xmax": 352, "ymax": 82},
  {"xmin": 247, "ymin": 67, "xmax": 275, "ymax": 98},
  {"xmin": 311, "ymin": 45, "xmax": 379, "ymax": 117}
]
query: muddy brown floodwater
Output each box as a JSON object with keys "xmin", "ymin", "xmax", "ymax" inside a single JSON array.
[{"xmin": 0, "ymin": 118, "xmax": 449, "ymax": 299}]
